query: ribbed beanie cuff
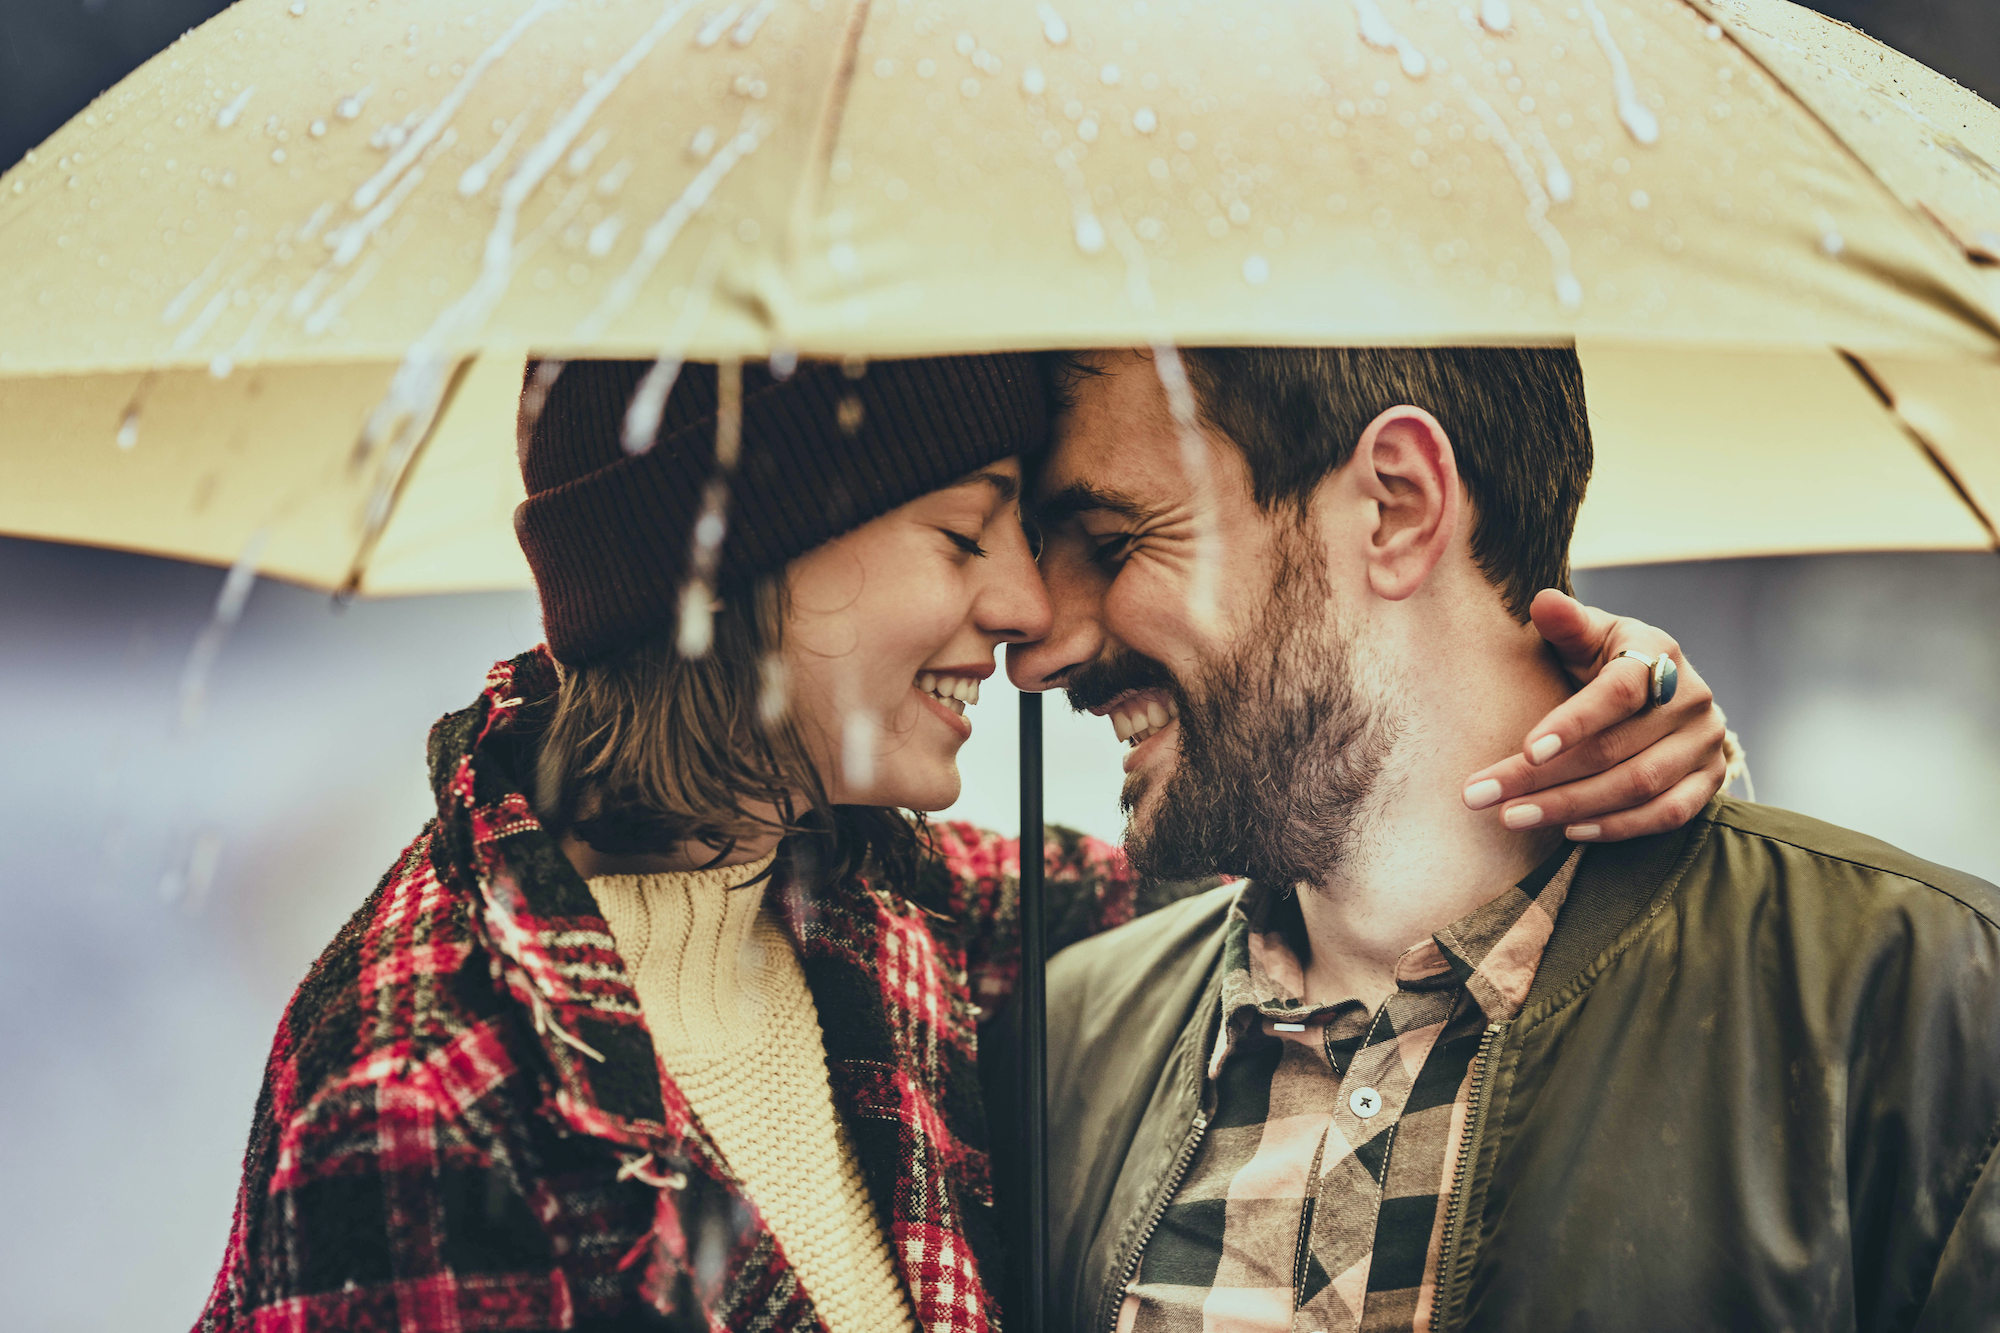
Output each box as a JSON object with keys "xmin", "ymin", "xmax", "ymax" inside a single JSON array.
[{"xmin": 515, "ymin": 354, "xmax": 1046, "ymax": 664}]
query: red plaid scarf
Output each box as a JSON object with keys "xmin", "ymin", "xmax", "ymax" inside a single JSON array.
[{"xmin": 196, "ymin": 649, "xmax": 1136, "ymax": 1332}]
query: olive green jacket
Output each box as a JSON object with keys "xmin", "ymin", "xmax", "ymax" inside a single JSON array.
[{"xmin": 1023, "ymin": 797, "xmax": 2000, "ymax": 1332}]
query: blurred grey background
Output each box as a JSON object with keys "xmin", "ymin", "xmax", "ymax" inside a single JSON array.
[{"xmin": 5, "ymin": 1, "xmax": 2000, "ymax": 1330}]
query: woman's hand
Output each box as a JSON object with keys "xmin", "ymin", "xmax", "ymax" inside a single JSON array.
[{"xmin": 1462, "ymin": 589, "xmax": 1729, "ymax": 842}]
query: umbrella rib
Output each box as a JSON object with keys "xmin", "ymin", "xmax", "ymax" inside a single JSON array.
[
  {"xmin": 1840, "ymin": 350, "xmax": 2000, "ymax": 552},
  {"xmin": 1679, "ymin": 0, "xmax": 2000, "ymax": 342},
  {"xmin": 786, "ymin": 0, "xmax": 873, "ymax": 268}
]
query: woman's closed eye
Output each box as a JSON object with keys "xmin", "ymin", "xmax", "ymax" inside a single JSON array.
[{"xmin": 942, "ymin": 529, "xmax": 989, "ymax": 558}]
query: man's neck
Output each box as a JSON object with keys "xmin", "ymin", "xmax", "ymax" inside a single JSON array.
[{"xmin": 1293, "ymin": 619, "xmax": 1570, "ymax": 1011}]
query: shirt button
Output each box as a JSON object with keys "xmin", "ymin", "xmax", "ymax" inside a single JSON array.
[{"xmin": 1348, "ymin": 1086, "xmax": 1382, "ymax": 1119}]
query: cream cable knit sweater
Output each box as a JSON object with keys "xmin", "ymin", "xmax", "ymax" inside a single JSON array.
[{"xmin": 588, "ymin": 855, "xmax": 918, "ymax": 1333}]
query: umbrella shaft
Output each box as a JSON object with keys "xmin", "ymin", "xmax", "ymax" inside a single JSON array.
[{"xmin": 1019, "ymin": 690, "xmax": 1048, "ymax": 1333}]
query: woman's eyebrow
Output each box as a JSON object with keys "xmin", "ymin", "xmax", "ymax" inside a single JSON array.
[{"xmin": 960, "ymin": 468, "xmax": 1020, "ymax": 505}]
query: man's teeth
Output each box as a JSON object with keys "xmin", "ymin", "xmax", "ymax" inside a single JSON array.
[
  {"xmin": 916, "ymin": 673, "xmax": 980, "ymax": 716},
  {"xmin": 1110, "ymin": 696, "xmax": 1178, "ymax": 746}
]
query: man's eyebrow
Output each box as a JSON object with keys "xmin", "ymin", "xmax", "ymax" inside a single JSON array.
[{"xmin": 1031, "ymin": 481, "xmax": 1148, "ymax": 524}]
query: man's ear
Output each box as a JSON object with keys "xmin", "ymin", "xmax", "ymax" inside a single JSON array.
[{"xmin": 1345, "ymin": 405, "xmax": 1461, "ymax": 602}]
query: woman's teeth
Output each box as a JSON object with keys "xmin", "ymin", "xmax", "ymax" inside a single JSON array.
[
  {"xmin": 1110, "ymin": 695, "xmax": 1178, "ymax": 746},
  {"xmin": 917, "ymin": 673, "xmax": 980, "ymax": 716}
]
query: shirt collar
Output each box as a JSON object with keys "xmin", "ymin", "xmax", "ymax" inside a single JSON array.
[{"xmin": 1212, "ymin": 845, "xmax": 1583, "ymax": 1067}]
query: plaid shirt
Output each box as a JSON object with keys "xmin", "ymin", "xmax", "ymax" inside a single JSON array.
[
  {"xmin": 1117, "ymin": 847, "xmax": 1580, "ymax": 1333},
  {"xmin": 195, "ymin": 649, "xmax": 1137, "ymax": 1333}
]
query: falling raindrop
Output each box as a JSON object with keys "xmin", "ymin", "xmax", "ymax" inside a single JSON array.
[
  {"xmin": 837, "ymin": 394, "xmax": 865, "ymax": 434},
  {"xmin": 676, "ymin": 360, "xmax": 744, "ymax": 660},
  {"xmin": 210, "ymin": 354, "xmax": 234, "ymax": 378},
  {"xmin": 1150, "ymin": 345, "xmax": 1221, "ymax": 630},
  {"xmin": 519, "ymin": 359, "xmax": 566, "ymax": 433},
  {"xmin": 841, "ymin": 710, "xmax": 879, "ymax": 789},
  {"xmin": 1036, "ymin": 2, "xmax": 1069, "ymax": 45},
  {"xmin": 679, "ymin": 579, "xmax": 716, "ymax": 657},
  {"xmin": 179, "ymin": 530, "xmax": 269, "ymax": 731},
  {"xmin": 623, "ymin": 355, "xmax": 687, "ymax": 454},
  {"xmin": 1133, "ymin": 106, "xmax": 1158, "ymax": 133},
  {"xmin": 1242, "ymin": 254, "xmax": 1270, "ymax": 284},
  {"xmin": 116, "ymin": 409, "xmax": 139, "ymax": 450},
  {"xmin": 769, "ymin": 346, "xmax": 798, "ymax": 379},
  {"xmin": 1479, "ymin": 0, "xmax": 1512, "ymax": 33},
  {"xmin": 215, "ymin": 85, "xmax": 256, "ymax": 130},
  {"xmin": 758, "ymin": 653, "xmax": 789, "ymax": 725},
  {"xmin": 1022, "ymin": 66, "xmax": 1047, "ymax": 96}
]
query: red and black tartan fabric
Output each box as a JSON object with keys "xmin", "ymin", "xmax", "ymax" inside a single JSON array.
[{"xmin": 195, "ymin": 648, "xmax": 1138, "ymax": 1333}]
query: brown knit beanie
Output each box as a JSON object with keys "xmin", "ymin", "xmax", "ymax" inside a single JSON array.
[{"xmin": 515, "ymin": 354, "xmax": 1048, "ymax": 664}]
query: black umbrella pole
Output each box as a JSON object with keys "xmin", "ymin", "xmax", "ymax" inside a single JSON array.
[{"xmin": 1019, "ymin": 689, "xmax": 1048, "ymax": 1333}]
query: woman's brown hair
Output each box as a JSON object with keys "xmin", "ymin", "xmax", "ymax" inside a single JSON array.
[{"xmin": 531, "ymin": 573, "xmax": 920, "ymax": 887}]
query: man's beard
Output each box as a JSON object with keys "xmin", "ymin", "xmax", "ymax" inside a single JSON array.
[{"xmin": 1069, "ymin": 531, "xmax": 1398, "ymax": 887}]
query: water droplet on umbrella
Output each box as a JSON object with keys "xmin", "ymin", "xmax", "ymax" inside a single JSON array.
[
  {"xmin": 1821, "ymin": 228, "xmax": 1844, "ymax": 256},
  {"xmin": 587, "ymin": 215, "xmax": 624, "ymax": 256},
  {"xmin": 310, "ymin": 119, "xmax": 328, "ymax": 137},
  {"xmin": 1078, "ymin": 117, "xmax": 1098, "ymax": 142},
  {"xmin": 731, "ymin": 0, "xmax": 778, "ymax": 46},
  {"xmin": 1022, "ymin": 66, "xmax": 1047, "ymax": 96},
  {"xmin": 1351, "ymin": 0, "xmax": 1426, "ymax": 77},
  {"xmin": 841, "ymin": 355, "xmax": 867, "ymax": 379},
  {"xmin": 289, "ymin": 0, "xmax": 306, "ymax": 14},
  {"xmin": 1479, "ymin": 0, "xmax": 1512, "ymax": 32},
  {"xmin": 1545, "ymin": 158, "xmax": 1573, "ymax": 202},
  {"xmin": 1242, "ymin": 254, "xmax": 1270, "ymax": 284},
  {"xmin": 1036, "ymin": 2, "xmax": 1069, "ymax": 45},
  {"xmin": 215, "ymin": 85, "xmax": 256, "ymax": 129},
  {"xmin": 117, "ymin": 410, "xmax": 140, "ymax": 450},
  {"xmin": 689, "ymin": 125, "xmax": 718, "ymax": 159},
  {"xmin": 696, "ymin": 5, "xmax": 742, "ymax": 49},
  {"xmin": 567, "ymin": 127, "xmax": 611, "ymax": 176},
  {"xmin": 956, "ymin": 32, "xmax": 976, "ymax": 56},
  {"xmin": 962, "ymin": 77, "xmax": 982, "ymax": 98},
  {"xmin": 1629, "ymin": 189, "xmax": 1649, "ymax": 209},
  {"xmin": 1556, "ymin": 273, "xmax": 1583, "ymax": 308},
  {"xmin": 1074, "ymin": 213, "xmax": 1106, "ymax": 254},
  {"xmin": 271, "ymin": 148, "xmax": 288, "ymax": 164},
  {"xmin": 1101, "ymin": 63, "xmax": 1121, "ymax": 85},
  {"xmin": 1133, "ymin": 106, "xmax": 1158, "ymax": 133},
  {"xmin": 337, "ymin": 85, "xmax": 374, "ymax": 120},
  {"xmin": 210, "ymin": 355, "xmax": 234, "ymax": 378},
  {"xmin": 1705, "ymin": 23, "xmax": 1722, "ymax": 40},
  {"xmin": 1580, "ymin": 0, "xmax": 1659, "ymax": 144}
]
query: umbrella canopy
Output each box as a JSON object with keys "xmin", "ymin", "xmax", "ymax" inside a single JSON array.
[{"xmin": 2, "ymin": 0, "xmax": 1998, "ymax": 589}]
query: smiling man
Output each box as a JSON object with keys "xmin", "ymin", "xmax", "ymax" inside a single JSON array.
[{"xmin": 1002, "ymin": 347, "xmax": 2000, "ymax": 1333}]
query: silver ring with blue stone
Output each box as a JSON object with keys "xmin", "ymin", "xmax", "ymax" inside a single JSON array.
[{"xmin": 1613, "ymin": 649, "xmax": 1679, "ymax": 708}]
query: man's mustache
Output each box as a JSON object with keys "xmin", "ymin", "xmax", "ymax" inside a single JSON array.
[{"xmin": 1064, "ymin": 648, "xmax": 1182, "ymax": 715}]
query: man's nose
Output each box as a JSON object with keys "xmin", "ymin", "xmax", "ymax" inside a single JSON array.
[
  {"xmin": 977, "ymin": 534, "xmax": 1054, "ymax": 646},
  {"xmin": 1007, "ymin": 555, "xmax": 1105, "ymax": 692}
]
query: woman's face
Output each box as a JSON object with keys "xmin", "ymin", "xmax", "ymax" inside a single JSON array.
[{"xmin": 783, "ymin": 456, "xmax": 1050, "ymax": 812}]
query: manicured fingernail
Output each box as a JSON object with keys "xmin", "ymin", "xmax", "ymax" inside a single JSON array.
[
  {"xmin": 1566, "ymin": 824, "xmax": 1601, "ymax": 841},
  {"xmin": 1529, "ymin": 734, "xmax": 1563, "ymax": 764},
  {"xmin": 1503, "ymin": 803, "xmax": 1543, "ymax": 830},
  {"xmin": 1462, "ymin": 779, "xmax": 1503, "ymax": 810}
]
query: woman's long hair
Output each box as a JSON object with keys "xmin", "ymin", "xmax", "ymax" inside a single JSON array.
[{"xmin": 530, "ymin": 572, "xmax": 921, "ymax": 890}]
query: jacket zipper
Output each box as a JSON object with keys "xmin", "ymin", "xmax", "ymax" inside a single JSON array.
[
  {"xmin": 1102, "ymin": 1113, "xmax": 1210, "ymax": 1333},
  {"xmin": 1433, "ymin": 1021, "xmax": 1506, "ymax": 1328}
]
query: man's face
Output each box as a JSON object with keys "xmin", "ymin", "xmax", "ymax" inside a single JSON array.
[{"xmin": 1010, "ymin": 351, "xmax": 1399, "ymax": 886}]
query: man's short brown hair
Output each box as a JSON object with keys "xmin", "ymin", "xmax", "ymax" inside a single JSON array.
[{"xmin": 1177, "ymin": 346, "xmax": 1592, "ymax": 620}]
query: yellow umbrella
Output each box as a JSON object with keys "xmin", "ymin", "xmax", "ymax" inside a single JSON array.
[{"xmin": 2, "ymin": 0, "xmax": 1997, "ymax": 592}]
